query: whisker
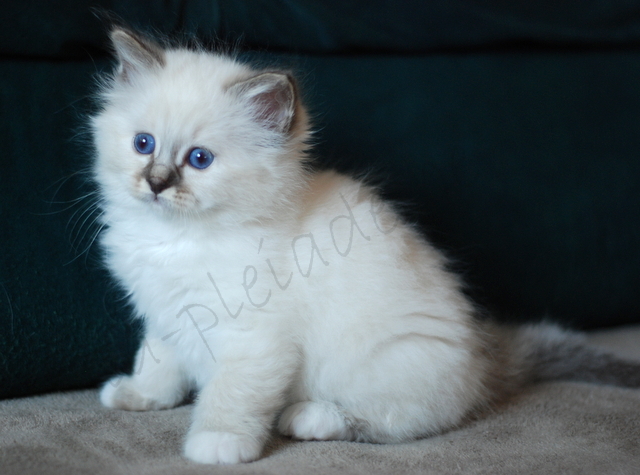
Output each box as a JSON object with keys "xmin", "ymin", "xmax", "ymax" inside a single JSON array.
[
  {"xmin": 37, "ymin": 190, "xmax": 101, "ymax": 216},
  {"xmin": 66, "ymin": 197, "xmax": 101, "ymax": 234},
  {"xmin": 74, "ymin": 207, "xmax": 104, "ymax": 249},
  {"xmin": 65, "ymin": 210, "xmax": 107, "ymax": 266}
]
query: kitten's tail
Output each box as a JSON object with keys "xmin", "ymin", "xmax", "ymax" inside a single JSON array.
[{"xmin": 492, "ymin": 322, "xmax": 640, "ymax": 390}]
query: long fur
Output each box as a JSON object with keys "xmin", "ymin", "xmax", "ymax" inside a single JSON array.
[{"xmin": 92, "ymin": 28, "xmax": 640, "ymax": 465}]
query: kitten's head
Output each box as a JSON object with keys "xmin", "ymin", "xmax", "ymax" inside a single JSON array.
[{"xmin": 92, "ymin": 28, "xmax": 310, "ymax": 223}]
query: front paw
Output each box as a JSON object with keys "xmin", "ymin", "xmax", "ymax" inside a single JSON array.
[
  {"xmin": 99, "ymin": 375, "xmax": 178, "ymax": 411},
  {"xmin": 184, "ymin": 431, "xmax": 262, "ymax": 464}
]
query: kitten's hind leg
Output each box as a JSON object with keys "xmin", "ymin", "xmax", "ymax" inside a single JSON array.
[
  {"xmin": 100, "ymin": 338, "xmax": 189, "ymax": 411},
  {"xmin": 278, "ymin": 401, "xmax": 356, "ymax": 441}
]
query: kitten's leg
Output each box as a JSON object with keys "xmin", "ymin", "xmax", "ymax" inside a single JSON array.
[
  {"xmin": 278, "ymin": 401, "xmax": 355, "ymax": 441},
  {"xmin": 100, "ymin": 337, "xmax": 189, "ymax": 411},
  {"xmin": 183, "ymin": 338, "xmax": 296, "ymax": 464}
]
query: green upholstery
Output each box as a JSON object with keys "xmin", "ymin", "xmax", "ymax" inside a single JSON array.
[
  {"xmin": 2, "ymin": 1, "xmax": 640, "ymax": 399},
  {"xmin": 4, "ymin": 1, "xmax": 640, "ymax": 58},
  {"xmin": 0, "ymin": 60, "xmax": 142, "ymax": 399}
]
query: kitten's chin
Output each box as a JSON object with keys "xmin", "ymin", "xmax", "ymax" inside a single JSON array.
[{"xmin": 138, "ymin": 193, "xmax": 181, "ymax": 215}]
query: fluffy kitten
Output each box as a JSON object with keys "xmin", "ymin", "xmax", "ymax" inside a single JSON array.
[{"xmin": 93, "ymin": 28, "xmax": 640, "ymax": 464}]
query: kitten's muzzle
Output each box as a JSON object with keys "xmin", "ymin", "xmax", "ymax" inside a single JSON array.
[{"xmin": 144, "ymin": 164, "xmax": 180, "ymax": 195}]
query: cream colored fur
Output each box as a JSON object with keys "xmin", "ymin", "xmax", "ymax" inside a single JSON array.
[{"xmin": 93, "ymin": 29, "xmax": 639, "ymax": 465}]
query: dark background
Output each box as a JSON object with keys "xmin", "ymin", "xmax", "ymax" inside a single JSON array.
[{"xmin": 2, "ymin": 1, "xmax": 640, "ymax": 399}]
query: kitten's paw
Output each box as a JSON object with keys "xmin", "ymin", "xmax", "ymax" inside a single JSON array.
[
  {"xmin": 278, "ymin": 401, "xmax": 353, "ymax": 441},
  {"xmin": 99, "ymin": 375, "xmax": 179, "ymax": 411},
  {"xmin": 183, "ymin": 431, "xmax": 262, "ymax": 464}
]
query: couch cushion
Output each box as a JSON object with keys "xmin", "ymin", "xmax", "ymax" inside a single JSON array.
[
  {"xmin": 3, "ymin": 0, "xmax": 640, "ymax": 58},
  {"xmin": 0, "ymin": 59, "xmax": 141, "ymax": 398}
]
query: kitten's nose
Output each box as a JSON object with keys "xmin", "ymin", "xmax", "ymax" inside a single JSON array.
[
  {"xmin": 147, "ymin": 176, "xmax": 170, "ymax": 195},
  {"xmin": 145, "ymin": 165, "xmax": 179, "ymax": 195}
]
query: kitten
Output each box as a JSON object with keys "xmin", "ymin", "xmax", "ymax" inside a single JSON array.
[{"xmin": 93, "ymin": 28, "xmax": 640, "ymax": 464}]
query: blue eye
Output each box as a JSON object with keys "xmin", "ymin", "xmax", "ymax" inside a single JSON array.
[
  {"xmin": 187, "ymin": 148, "xmax": 214, "ymax": 169},
  {"xmin": 134, "ymin": 133, "xmax": 155, "ymax": 154}
]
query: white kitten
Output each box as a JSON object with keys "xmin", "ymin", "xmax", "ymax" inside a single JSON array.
[{"xmin": 93, "ymin": 28, "xmax": 640, "ymax": 464}]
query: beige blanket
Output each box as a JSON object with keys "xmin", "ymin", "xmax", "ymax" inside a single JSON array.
[{"xmin": 2, "ymin": 326, "xmax": 639, "ymax": 475}]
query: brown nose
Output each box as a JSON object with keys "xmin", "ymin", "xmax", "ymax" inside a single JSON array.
[{"xmin": 145, "ymin": 165, "xmax": 179, "ymax": 195}]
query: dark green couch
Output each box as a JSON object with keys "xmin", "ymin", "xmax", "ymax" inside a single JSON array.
[{"xmin": 2, "ymin": 1, "xmax": 640, "ymax": 400}]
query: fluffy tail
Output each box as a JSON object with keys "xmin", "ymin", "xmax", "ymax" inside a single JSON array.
[{"xmin": 492, "ymin": 322, "xmax": 640, "ymax": 389}]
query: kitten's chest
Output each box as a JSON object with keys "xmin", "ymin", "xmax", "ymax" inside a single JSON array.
[
  {"xmin": 103, "ymin": 219, "xmax": 291, "ymax": 387},
  {"xmin": 105, "ymin": 226, "xmax": 203, "ymax": 288},
  {"xmin": 101, "ymin": 219, "xmax": 277, "ymax": 329}
]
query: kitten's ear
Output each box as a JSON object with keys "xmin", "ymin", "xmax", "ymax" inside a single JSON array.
[
  {"xmin": 229, "ymin": 73, "xmax": 296, "ymax": 133},
  {"xmin": 110, "ymin": 28, "xmax": 165, "ymax": 81}
]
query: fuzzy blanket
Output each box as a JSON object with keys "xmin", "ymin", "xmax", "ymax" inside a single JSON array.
[{"xmin": 2, "ymin": 326, "xmax": 639, "ymax": 475}]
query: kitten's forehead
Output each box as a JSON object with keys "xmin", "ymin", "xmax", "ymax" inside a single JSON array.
[
  {"xmin": 128, "ymin": 50, "xmax": 251, "ymax": 138},
  {"xmin": 160, "ymin": 50, "xmax": 250, "ymax": 98}
]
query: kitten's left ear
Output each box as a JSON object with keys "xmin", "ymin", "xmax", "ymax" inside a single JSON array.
[
  {"xmin": 110, "ymin": 28, "xmax": 165, "ymax": 81},
  {"xmin": 229, "ymin": 73, "xmax": 296, "ymax": 134}
]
